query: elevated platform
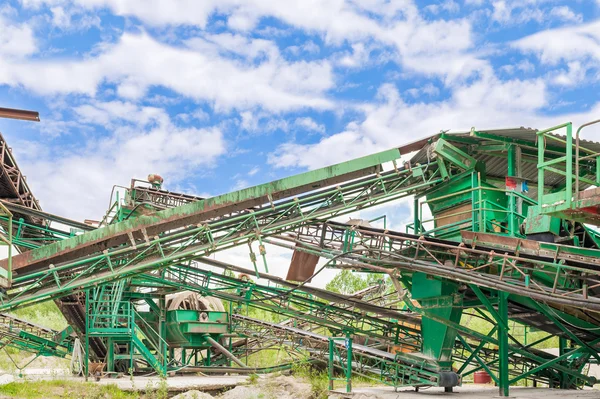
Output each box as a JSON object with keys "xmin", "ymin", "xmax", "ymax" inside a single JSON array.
[{"xmin": 541, "ymin": 187, "xmax": 600, "ymax": 225}]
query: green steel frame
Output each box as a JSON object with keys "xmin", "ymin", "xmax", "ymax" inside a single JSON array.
[
  {"xmin": 1, "ymin": 158, "xmax": 446, "ymax": 310},
  {"xmin": 536, "ymin": 122, "xmax": 600, "ymax": 224},
  {"xmin": 0, "ymin": 121, "xmax": 600, "ymax": 396}
]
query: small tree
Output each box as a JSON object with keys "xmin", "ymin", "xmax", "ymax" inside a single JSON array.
[{"xmin": 325, "ymin": 270, "xmax": 384, "ymax": 295}]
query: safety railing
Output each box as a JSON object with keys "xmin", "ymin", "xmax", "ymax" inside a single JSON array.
[
  {"xmin": 536, "ymin": 123, "xmax": 574, "ymax": 208},
  {"xmin": 537, "ymin": 121, "xmax": 600, "ymax": 211},
  {"xmin": 132, "ymin": 308, "xmax": 168, "ymax": 366},
  {"xmin": 87, "ymin": 300, "xmax": 133, "ymax": 334},
  {"xmin": 575, "ymin": 119, "xmax": 600, "ymax": 200},
  {"xmin": 99, "ymin": 187, "xmax": 126, "ymax": 227},
  {"xmin": 408, "ymin": 185, "xmax": 536, "ymax": 239},
  {"xmin": 0, "ymin": 214, "xmax": 77, "ymax": 250},
  {"xmin": 328, "ymin": 336, "xmax": 353, "ymax": 393},
  {"xmin": 87, "ymin": 298, "xmax": 167, "ymax": 374}
]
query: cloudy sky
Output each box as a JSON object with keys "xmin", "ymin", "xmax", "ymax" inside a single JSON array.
[{"xmin": 1, "ymin": 1, "xmax": 599, "ymax": 257}]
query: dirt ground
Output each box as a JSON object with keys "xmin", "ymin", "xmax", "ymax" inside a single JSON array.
[{"xmin": 0, "ymin": 371, "xmax": 599, "ymax": 398}]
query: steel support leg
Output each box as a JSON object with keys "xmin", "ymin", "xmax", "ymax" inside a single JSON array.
[
  {"xmin": 84, "ymin": 289, "xmax": 89, "ymax": 382},
  {"xmin": 413, "ymin": 197, "xmax": 420, "ymax": 234},
  {"xmin": 328, "ymin": 338, "xmax": 334, "ymax": 391},
  {"xmin": 559, "ymin": 337, "xmax": 568, "ymax": 389},
  {"xmin": 107, "ymin": 338, "xmax": 114, "ymax": 373},
  {"xmin": 498, "ymin": 291, "xmax": 509, "ymax": 397},
  {"xmin": 159, "ymin": 296, "xmax": 167, "ymax": 376},
  {"xmin": 346, "ymin": 336, "xmax": 352, "ymax": 393}
]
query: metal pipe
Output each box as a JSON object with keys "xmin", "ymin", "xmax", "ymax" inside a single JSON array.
[
  {"xmin": 204, "ymin": 335, "xmax": 247, "ymax": 368},
  {"xmin": 173, "ymin": 361, "xmax": 318, "ymax": 374},
  {"xmin": 537, "ymin": 122, "xmax": 572, "ymax": 135},
  {"xmin": 0, "ymin": 107, "xmax": 40, "ymax": 122},
  {"xmin": 575, "ymin": 119, "xmax": 600, "ymax": 201}
]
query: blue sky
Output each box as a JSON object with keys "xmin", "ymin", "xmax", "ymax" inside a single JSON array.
[{"xmin": 1, "ymin": 0, "xmax": 600, "ymax": 229}]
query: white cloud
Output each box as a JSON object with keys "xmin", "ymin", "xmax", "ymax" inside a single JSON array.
[
  {"xmin": 49, "ymin": 5, "xmax": 100, "ymax": 30},
  {"xmin": 0, "ymin": 31, "xmax": 334, "ymax": 112},
  {"xmin": 0, "ymin": 8, "xmax": 37, "ymax": 58},
  {"xmin": 514, "ymin": 21, "xmax": 600, "ymax": 65},
  {"xmin": 192, "ymin": 109, "xmax": 210, "ymax": 122},
  {"xmin": 19, "ymin": 0, "xmax": 481, "ymax": 83},
  {"xmin": 492, "ymin": 1, "xmax": 513, "ymax": 23},
  {"xmin": 294, "ymin": 117, "xmax": 326, "ymax": 134},
  {"xmin": 517, "ymin": 59, "xmax": 535, "ymax": 73},
  {"xmin": 231, "ymin": 179, "xmax": 249, "ymax": 191},
  {"xmin": 549, "ymin": 6, "xmax": 582, "ymax": 23},
  {"xmin": 337, "ymin": 43, "xmax": 370, "ymax": 68},
  {"xmin": 406, "ymin": 83, "xmax": 440, "ymax": 98},
  {"xmin": 19, "ymin": 102, "xmax": 226, "ymax": 220},
  {"xmin": 286, "ymin": 41, "xmax": 320, "ymax": 56},
  {"xmin": 239, "ymin": 111, "xmax": 288, "ymax": 133},
  {"xmin": 175, "ymin": 108, "xmax": 210, "ymax": 123},
  {"xmin": 268, "ymin": 76, "xmax": 554, "ymax": 170},
  {"xmin": 424, "ymin": 0, "xmax": 460, "ymax": 14},
  {"xmin": 186, "ymin": 32, "xmax": 279, "ymax": 61},
  {"xmin": 268, "ymin": 130, "xmax": 381, "ymax": 169},
  {"xmin": 552, "ymin": 61, "xmax": 586, "ymax": 87},
  {"xmin": 513, "ymin": 20, "xmax": 600, "ymax": 89},
  {"xmin": 74, "ymin": 100, "xmax": 168, "ymax": 126},
  {"xmin": 500, "ymin": 59, "xmax": 535, "ymax": 75},
  {"xmin": 492, "ymin": 1, "xmax": 581, "ymax": 25}
]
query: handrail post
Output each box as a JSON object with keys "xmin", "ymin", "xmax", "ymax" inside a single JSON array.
[
  {"xmin": 537, "ymin": 131, "xmax": 545, "ymax": 207},
  {"xmin": 413, "ymin": 197, "xmax": 419, "ymax": 234},
  {"xmin": 575, "ymin": 119, "xmax": 600, "ymax": 201},
  {"xmin": 84, "ymin": 289, "xmax": 90, "ymax": 382},
  {"xmin": 565, "ymin": 123, "xmax": 573, "ymax": 208},
  {"xmin": 507, "ymin": 144, "xmax": 516, "ymax": 236}
]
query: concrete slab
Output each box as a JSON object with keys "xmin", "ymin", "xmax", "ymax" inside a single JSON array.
[{"xmin": 331, "ymin": 385, "xmax": 600, "ymax": 399}]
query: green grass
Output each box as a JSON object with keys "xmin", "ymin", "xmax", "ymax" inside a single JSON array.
[
  {"xmin": 0, "ymin": 300, "xmax": 69, "ymax": 372},
  {"xmin": 291, "ymin": 362, "xmax": 330, "ymax": 399},
  {"xmin": 10, "ymin": 301, "xmax": 68, "ymax": 331},
  {"xmin": 0, "ymin": 380, "xmax": 138, "ymax": 399},
  {"xmin": 461, "ymin": 312, "xmax": 558, "ymax": 349}
]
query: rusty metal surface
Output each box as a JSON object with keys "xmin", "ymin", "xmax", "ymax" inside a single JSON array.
[
  {"xmin": 286, "ymin": 245, "xmax": 319, "ymax": 282},
  {"xmin": 0, "ymin": 132, "xmax": 43, "ymax": 219},
  {"xmin": 397, "ymin": 134, "xmax": 442, "ymax": 155},
  {"xmin": 0, "ymin": 201, "xmax": 93, "ymax": 231},
  {"xmin": 54, "ymin": 294, "xmax": 106, "ymax": 360},
  {"xmin": 579, "ymin": 186, "xmax": 600, "ymax": 200},
  {"xmin": 0, "ymin": 107, "xmax": 40, "ymax": 122},
  {"xmin": 461, "ymin": 231, "xmax": 541, "ymax": 252},
  {"xmin": 461, "ymin": 231, "xmax": 600, "ymax": 267}
]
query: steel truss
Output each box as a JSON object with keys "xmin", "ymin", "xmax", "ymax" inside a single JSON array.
[
  {"xmin": 121, "ymin": 256, "xmax": 588, "ymax": 388},
  {"xmin": 2, "ymin": 161, "xmax": 448, "ymax": 310}
]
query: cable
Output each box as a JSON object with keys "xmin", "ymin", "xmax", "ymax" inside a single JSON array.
[
  {"xmin": 542, "ymin": 302, "xmax": 600, "ymax": 332},
  {"xmin": 243, "ymin": 249, "xmax": 368, "ymax": 304},
  {"xmin": 70, "ymin": 338, "xmax": 84, "ymax": 376}
]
